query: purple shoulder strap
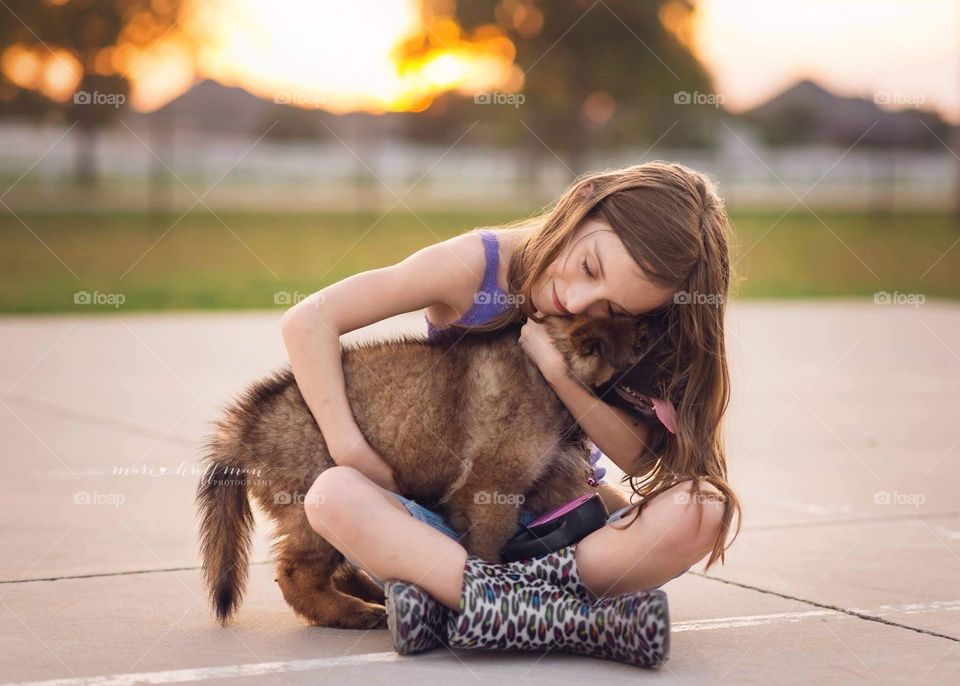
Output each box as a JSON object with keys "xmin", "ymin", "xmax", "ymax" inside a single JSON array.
[{"xmin": 477, "ymin": 229, "xmax": 501, "ymax": 293}]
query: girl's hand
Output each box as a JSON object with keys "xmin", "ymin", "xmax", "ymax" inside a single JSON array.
[
  {"xmin": 518, "ymin": 312, "xmax": 569, "ymax": 383},
  {"xmin": 336, "ymin": 440, "xmax": 400, "ymax": 493}
]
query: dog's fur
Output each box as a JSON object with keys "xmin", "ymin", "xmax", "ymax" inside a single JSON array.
[{"xmin": 196, "ymin": 313, "xmax": 670, "ymax": 629}]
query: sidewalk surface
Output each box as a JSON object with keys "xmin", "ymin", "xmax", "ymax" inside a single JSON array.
[{"xmin": 1, "ymin": 301, "xmax": 958, "ymax": 684}]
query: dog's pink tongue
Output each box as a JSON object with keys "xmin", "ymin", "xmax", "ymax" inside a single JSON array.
[{"xmin": 651, "ymin": 397, "xmax": 678, "ymax": 434}]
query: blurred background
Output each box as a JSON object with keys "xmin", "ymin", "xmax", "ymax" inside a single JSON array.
[{"xmin": 1, "ymin": 0, "xmax": 958, "ymax": 312}]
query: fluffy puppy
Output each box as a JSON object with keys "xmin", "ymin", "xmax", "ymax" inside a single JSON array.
[{"xmin": 196, "ymin": 313, "xmax": 670, "ymax": 629}]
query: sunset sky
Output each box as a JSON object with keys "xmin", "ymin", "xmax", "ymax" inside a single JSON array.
[
  {"xmin": 697, "ymin": 0, "xmax": 958, "ymax": 121},
  {"xmin": 110, "ymin": 0, "xmax": 960, "ymax": 123}
]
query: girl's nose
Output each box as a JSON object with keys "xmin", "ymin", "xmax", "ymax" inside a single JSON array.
[{"xmin": 565, "ymin": 284, "xmax": 607, "ymax": 319}]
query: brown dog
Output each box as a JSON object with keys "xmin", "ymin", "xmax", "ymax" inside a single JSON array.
[{"xmin": 196, "ymin": 313, "xmax": 670, "ymax": 629}]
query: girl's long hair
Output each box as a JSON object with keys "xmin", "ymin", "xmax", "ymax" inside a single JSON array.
[{"xmin": 457, "ymin": 160, "xmax": 742, "ymax": 571}]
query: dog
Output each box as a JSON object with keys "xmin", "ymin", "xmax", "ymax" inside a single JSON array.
[{"xmin": 196, "ymin": 312, "xmax": 671, "ymax": 629}]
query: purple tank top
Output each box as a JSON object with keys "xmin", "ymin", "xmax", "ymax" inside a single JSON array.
[
  {"xmin": 425, "ymin": 229, "xmax": 515, "ymax": 342},
  {"xmin": 424, "ymin": 229, "xmax": 608, "ymax": 485}
]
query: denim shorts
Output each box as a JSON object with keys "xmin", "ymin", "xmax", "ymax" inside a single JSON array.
[
  {"xmin": 392, "ymin": 492, "xmax": 539, "ymax": 540},
  {"xmin": 343, "ymin": 494, "xmax": 688, "ymax": 590}
]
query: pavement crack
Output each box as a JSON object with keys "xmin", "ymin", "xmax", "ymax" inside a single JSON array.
[
  {"xmin": 693, "ymin": 572, "xmax": 960, "ymax": 643},
  {"xmin": 0, "ymin": 560, "xmax": 273, "ymax": 585}
]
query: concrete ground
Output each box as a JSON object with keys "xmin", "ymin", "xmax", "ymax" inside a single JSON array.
[{"xmin": 1, "ymin": 300, "xmax": 958, "ymax": 684}]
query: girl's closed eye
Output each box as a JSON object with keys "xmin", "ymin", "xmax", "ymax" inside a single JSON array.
[
  {"xmin": 581, "ymin": 257, "xmax": 594, "ymax": 279},
  {"xmin": 582, "ymin": 257, "xmax": 616, "ymax": 317}
]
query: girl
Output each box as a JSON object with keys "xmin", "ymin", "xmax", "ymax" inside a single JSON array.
[{"xmin": 281, "ymin": 161, "xmax": 741, "ymax": 667}]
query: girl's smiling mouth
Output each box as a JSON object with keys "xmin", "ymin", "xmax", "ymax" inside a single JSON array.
[{"xmin": 552, "ymin": 282, "xmax": 570, "ymax": 314}]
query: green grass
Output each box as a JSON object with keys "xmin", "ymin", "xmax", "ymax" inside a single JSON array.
[
  {"xmin": 727, "ymin": 209, "xmax": 959, "ymax": 299},
  {"xmin": 1, "ymin": 208, "xmax": 958, "ymax": 313}
]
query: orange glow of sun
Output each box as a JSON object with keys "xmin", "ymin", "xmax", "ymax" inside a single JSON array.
[
  {"xmin": 0, "ymin": 0, "xmax": 523, "ymax": 114},
  {"xmin": 157, "ymin": 0, "xmax": 521, "ymax": 113}
]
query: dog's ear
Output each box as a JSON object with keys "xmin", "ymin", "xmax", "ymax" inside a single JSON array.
[
  {"xmin": 634, "ymin": 312, "xmax": 669, "ymax": 353},
  {"xmin": 631, "ymin": 318, "xmax": 649, "ymax": 355},
  {"xmin": 603, "ymin": 315, "xmax": 642, "ymax": 368}
]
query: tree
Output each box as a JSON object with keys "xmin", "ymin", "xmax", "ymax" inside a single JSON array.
[
  {"xmin": 398, "ymin": 0, "xmax": 719, "ymax": 178},
  {"xmin": 0, "ymin": 0, "xmax": 192, "ymax": 185}
]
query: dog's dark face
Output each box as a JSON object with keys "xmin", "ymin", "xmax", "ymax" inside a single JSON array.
[{"xmin": 542, "ymin": 313, "xmax": 672, "ymax": 398}]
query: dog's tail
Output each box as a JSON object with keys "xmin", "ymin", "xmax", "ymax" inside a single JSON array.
[{"xmin": 195, "ymin": 423, "xmax": 256, "ymax": 626}]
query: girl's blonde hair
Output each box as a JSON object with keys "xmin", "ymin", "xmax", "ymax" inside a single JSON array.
[{"xmin": 460, "ymin": 160, "xmax": 742, "ymax": 571}]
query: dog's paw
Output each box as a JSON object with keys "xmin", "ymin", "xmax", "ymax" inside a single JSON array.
[
  {"xmin": 346, "ymin": 602, "xmax": 387, "ymax": 629},
  {"xmin": 308, "ymin": 601, "xmax": 386, "ymax": 630},
  {"xmin": 364, "ymin": 604, "xmax": 388, "ymax": 629}
]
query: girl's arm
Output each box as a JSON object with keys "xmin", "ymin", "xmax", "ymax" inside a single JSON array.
[
  {"xmin": 544, "ymin": 368, "xmax": 656, "ymax": 476},
  {"xmin": 280, "ymin": 232, "xmax": 486, "ymax": 491},
  {"xmin": 518, "ymin": 316, "xmax": 657, "ymax": 476}
]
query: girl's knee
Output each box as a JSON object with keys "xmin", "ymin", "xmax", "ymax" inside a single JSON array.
[
  {"xmin": 304, "ymin": 465, "xmax": 368, "ymax": 535},
  {"xmin": 656, "ymin": 480, "xmax": 726, "ymax": 559}
]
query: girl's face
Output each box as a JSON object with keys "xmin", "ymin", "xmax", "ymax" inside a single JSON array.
[{"xmin": 533, "ymin": 217, "xmax": 676, "ymax": 319}]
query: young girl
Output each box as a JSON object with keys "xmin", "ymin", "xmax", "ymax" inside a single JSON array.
[{"xmin": 281, "ymin": 161, "xmax": 741, "ymax": 668}]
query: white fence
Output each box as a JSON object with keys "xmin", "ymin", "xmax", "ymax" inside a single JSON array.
[{"xmin": 0, "ymin": 122, "xmax": 955, "ymax": 211}]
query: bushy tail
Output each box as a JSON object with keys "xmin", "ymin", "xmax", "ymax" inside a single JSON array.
[{"xmin": 195, "ymin": 437, "xmax": 256, "ymax": 626}]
